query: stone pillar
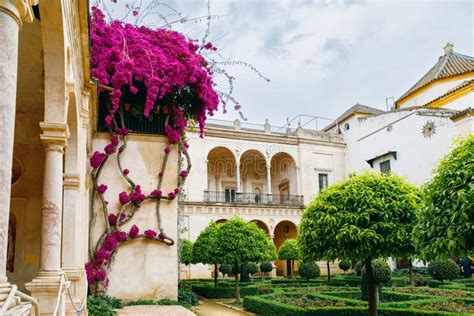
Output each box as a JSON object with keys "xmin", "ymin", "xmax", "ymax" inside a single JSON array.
[
  {"xmin": 0, "ymin": 0, "xmax": 35, "ymax": 286},
  {"xmin": 236, "ymin": 162, "xmax": 241, "ymax": 192},
  {"xmin": 266, "ymin": 163, "xmax": 272, "ymax": 194},
  {"xmin": 26, "ymin": 122, "xmax": 70, "ymax": 316}
]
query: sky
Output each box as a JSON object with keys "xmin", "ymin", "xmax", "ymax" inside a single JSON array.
[{"xmin": 104, "ymin": 0, "xmax": 474, "ymax": 129}]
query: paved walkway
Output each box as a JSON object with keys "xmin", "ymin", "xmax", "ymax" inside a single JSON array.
[
  {"xmin": 116, "ymin": 305, "xmax": 195, "ymax": 316},
  {"xmin": 196, "ymin": 299, "xmax": 252, "ymax": 316}
]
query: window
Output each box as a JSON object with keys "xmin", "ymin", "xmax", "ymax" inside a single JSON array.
[
  {"xmin": 224, "ymin": 188, "xmax": 236, "ymax": 203},
  {"xmin": 318, "ymin": 173, "xmax": 328, "ymax": 191},
  {"xmin": 344, "ymin": 123, "xmax": 350, "ymax": 131},
  {"xmin": 380, "ymin": 160, "xmax": 391, "ymax": 174}
]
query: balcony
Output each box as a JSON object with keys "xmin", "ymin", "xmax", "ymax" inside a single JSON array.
[{"xmin": 203, "ymin": 191, "xmax": 304, "ymax": 207}]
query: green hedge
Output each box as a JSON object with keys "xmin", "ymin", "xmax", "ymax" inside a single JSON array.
[
  {"xmin": 243, "ymin": 294, "xmax": 459, "ymax": 315},
  {"xmin": 191, "ymin": 284, "xmax": 258, "ymax": 298}
]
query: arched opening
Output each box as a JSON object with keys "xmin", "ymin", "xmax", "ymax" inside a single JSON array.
[
  {"xmin": 273, "ymin": 220, "xmax": 298, "ymax": 276},
  {"xmin": 250, "ymin": 220, "xmax": 270, "ymax": 236},
  {"xmin": 240, "ymin": 150, "xmax": 267, "ymax": 203},
  {"xmin": 270, "ymin": 152, "xmax": 298, "ymax": 205},
  {"xmin": 206, "ymin": 147, "xmax": 236, "ymax": 203}
]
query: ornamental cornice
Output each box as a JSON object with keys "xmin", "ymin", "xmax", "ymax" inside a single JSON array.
[
  {"xmin": 0, "ymin": 0, "xmax": 37, "ymax": 28},
  {"xmin": 39, "ymin": 122, "xmax": 69, "ymax": 153}
]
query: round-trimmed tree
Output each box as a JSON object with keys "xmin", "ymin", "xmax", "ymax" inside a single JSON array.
[
  {"xmin": 192, "ymin": 222, "xmax": 221, "ymax": 288},
  {"xmin": 278, "ymin": 239, "xmax": 299, "ymax": 277},
  {"xmin": 298, "ymin": 171, "xmax": 420, "ymax": 316},
  {"xmin": 219, "ymin": 264, "xmax": 232, "ymax": 277},
  {"xmin": 415, "ymin": 135, "xmax": 474, "ymax": 259},
  {"xmin": 298, "ymin": 262, "xmax": 320, "ymax": 292},
  {"xmin": 260, "ymin": 261, "xmax": 273, "ymax": 279},
  {"xmin": 338, "ymin": 260, "xmax": 351, "ymax": 274},
  {"xmin": 428, "ymin": 259, "xmax": 459, "ymax": 298},
  {"xmin": 180, "ymin": 239, "xmax": 193, "ymax": 266},
  {"xmin": 217, "ymin": 218, "xmax": 277, "ymax": 301}
]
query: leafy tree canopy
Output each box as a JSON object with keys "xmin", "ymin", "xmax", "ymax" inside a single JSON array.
[
  {"xmin": 428, "ymin": 259, "xmax": 459, "ymax": 282},
  {"xmin": 415, "ymin": 135, "xmax": 474, "ymax": 259},
  {"xmin": 192, "ymin": 222, "xmax": 221, "ymax": 265},
  {"xmin": 217, "ymin": 218, "xmax": 277, "ymax": 265},
  {"xmin": 180, "ymin": 239, "xmax": 193, "ymax": 265},
  {"xmin": 298, "ymin": 171, "xmax": 420, "ymax": 262},
  {"xmin": 260, "ymin": 261, "xmax": 273, "ymax": 273},
  {"xmin": 298, "ymin": 262, "xmax": 320, "ymax": 280},
  {"xmin": 338, "ymin": 260, "xmax": 351, "ymax": 272},
  {"xmin": 278, "ymin": 239, "xmax": 299, "ymax": 260}
]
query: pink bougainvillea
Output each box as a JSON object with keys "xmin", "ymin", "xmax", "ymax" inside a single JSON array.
[
  {"xmin": 128, "ymin": 225, "xmax": 139, "ymax": 238},
  {"xmin": 144, "ymin": 229, "xmax": 157, "ymax": 239}
]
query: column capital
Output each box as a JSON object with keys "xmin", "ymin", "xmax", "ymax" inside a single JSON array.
[
  {"xmin": 0, "ymin": 0, "xmax": 37, "ymax": 28},
  {"xmin": 39, "ymin": 122, "xmax": 69, "ymax": 153}
]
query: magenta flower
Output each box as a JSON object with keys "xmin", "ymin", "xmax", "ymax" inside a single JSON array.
[
  {"xmin": 108, "ymin": 213, "xmax": 117, "ymax": 226},
  {"xmin": 120, "ymin": 212, "xmax": 126, "ymax": 220},
  {"xmin": 168, "ymin": 192, "xmax": 176, "ymax": 200},
  {"xmin": 95, "ymin": 247, "xmax": 111, "ymax": 264},
  {"xmin": 165, "ymin": 125, "xmax": 181, "ymax": 144},
  {"xmin": 132, "ymin": 10, "xmax": 139, "ymax": 16},
  {"xmin": 130, "ymin": 185, "xmax": 145, "ymax": 203},
  {"xmin": 123, "ymin": 169, "xmax": 129, "ymax": 175},
  {"xmin": 90, "ymin": 151, "xmax": 106, "ymax": 168},
  {"xmin": 144, "ymin": 229, "xmax": 157, "ymax": 239},
  {"xmin": 150, "ymin": 189, "xmax": 162, "ymax": 197},
  {"xmin": 129, "ymin": 224, "xmax": 139, "ymax": 238},
  {"xmin": 104, "ymin": 143, "xmax": 116, "ymax": 154},
  {"xmin": 179, "ymin": 170, "xmax": 188, "ymax": 178},
  {"xmin": 174, "ymin": 187, "xmax": 180, "ymax": 194},
  {"xmin": 184, "ymin": 142, "xmax": 189, "ymax": 149},
  {"xmin": 104, "ymin": 234, "xmax": 118, "ymax": 251},
  {"xmin": 114, "ymin": 230, "xmax": 127, "ymax": 242},
  {"xmin": 158, "ymin": 171, "xmax": 164, "ymax": 177},
  {"xmin": 97, "ymin": 184, "xmax": 108, "ymax": 194},
  {"xmin": 164, "ymin": 147, "xmax": 171, "ymax": 154},
  {"xmin": 95, "ymin": 269, "xmax": 106, "ymax": 281},
  {"xmin": 158, "ymin": 232, "xmax": 166, "ymax": 240},
  {"xmin": 110, "ymin": 135, "xmax": 119, "ymax": 145},
  {"xmin": 105, "ymin": 115, "xmax": 112, "ymax": 127},
  {"xmin": 119, "ymin": 192, "xmax": 130, "ymax": 205}
]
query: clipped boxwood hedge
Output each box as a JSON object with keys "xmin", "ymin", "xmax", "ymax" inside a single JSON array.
[
  {"xmin": 191, "ymin": 284, "xmax": 258, "ymax": 298},
  {"xmin": 243, "ymin": 294, "xmax": 460, "ymax": 316}
]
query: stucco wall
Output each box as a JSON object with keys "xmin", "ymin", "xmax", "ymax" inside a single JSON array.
[{"xmin": 91, "ymin": 134, "xmax": 179, "ymax": 300}]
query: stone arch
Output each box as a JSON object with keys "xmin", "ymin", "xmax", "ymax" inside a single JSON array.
[
  {"xmin": 273, "ymin": 220, "xmax": 298, "ymax": 276},
  {"xmin": 207, "ymin": 147, "xmax": 237, "ymax": 194},
  {"xmin": 39, "ymin": 1, "xmax": 67, "ymax": 123},
  {"xmin": 250, "ymin": 220, "xmax": 270, "ymax": 236},
  {"xmin": 239, "ymin": 149, "xmax": 267, "ymax": 193},
  {"xmin": 270, "ymin": 152, "xmax": 299, "ymax": 201}
]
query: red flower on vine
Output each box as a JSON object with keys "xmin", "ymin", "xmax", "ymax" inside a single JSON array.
[
  {"xmin": 144, "ymin": 229, "xmax": 157, "ymax": 239},
  {"xmin": 129, "ymin": 225, "xmax": 139, "ymax": 238}
]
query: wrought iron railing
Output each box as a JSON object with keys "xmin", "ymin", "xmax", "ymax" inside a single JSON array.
[{"xmin": 203, "ymin": 191, "xmax": 304, "ymax": 207}]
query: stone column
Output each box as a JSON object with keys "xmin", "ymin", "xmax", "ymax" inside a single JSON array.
[
  {"xmin": 26, "ymin": 122, "xmax": 70, "ymax": 315},
  {"xmin": 236, "ymin": 162, "xmax": 241, "ymax": 192},
  {"xmin": 266, "ymin": 163, "xmax": 272, "ymax": 194},
  {"xmin": 0, "ymin": 0, "xmax": 35, "ymax": 286}
]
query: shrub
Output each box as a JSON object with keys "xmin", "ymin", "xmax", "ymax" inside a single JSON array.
[
  {"xmin": 87, "ymin": 295, "xmax": 123, "ymax": 316},
  {"xmin": 126, "ymin": 299, "xmax": 157, "ymax": 306},
  {"xmin": 178, "ymin": 288, "xmax": 199, "ymax": 307},
  {"xmin": 413, "ymin": 275, "xmax": 428, "ymax": 287},
  {"xmin": 361, "ymin": 260, "xmax": 392, "ymax": 301},
  {"xmin": 191, "ymin": 284, "xmax": 258, "ymax": 299},
  {"xmin": 428, "ymin": 259, "xmax": 459, "ymax": 283},
  {"xmin": 338, "ymin": 260, "xmax": 351, "ymax": 273},
  {"xmin": 427, "ymin": 279, "xmax": 443, "ymax": 288},
  {"xmin": 219, "ymin": 264, "xmax": 232, "ymax": 276},
  {"xmin": 299, "ymin": 262, "xmax": 321, "ymax": 280},
  {"xmin": 260, "ymin": 261, "xmax": 273, "ymax": 277}
]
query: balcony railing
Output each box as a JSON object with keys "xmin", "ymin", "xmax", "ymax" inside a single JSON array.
[{"xmin": 203, "ymin": 191, "xmax": 304, "ymax": 207}]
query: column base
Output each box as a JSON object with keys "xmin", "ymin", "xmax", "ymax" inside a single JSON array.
[
  {"xmin": 25, "ymin": 271, "xmax": 70, "ymax": 316},
  {"xmin": 62, "ymin": 269, "xmax": 87, "ymax": 316}
]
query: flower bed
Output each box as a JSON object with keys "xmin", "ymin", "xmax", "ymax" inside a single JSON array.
[{"xmin": 191, "ymin": 284, "xmax": 258, "ymax": 299}]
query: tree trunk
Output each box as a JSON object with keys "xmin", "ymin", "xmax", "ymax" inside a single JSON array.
[
  {"xmin": 365, "ymin": 258, "xmax": 377, "ymax": 316},
  {"xmin": 290, "ymin": 259, "xmax": 294, "ymax": 278},
  {"xmin": 235, "ymin": 263, "xmax": 241, "ymax": 302},
  {"xmin": 327, "ymin": 261, "xmax": 331, "ymax": 282},
  {"xmin": 408, "ymin": 260, "xmax": 414, "ymax": 287},
  {"xmin": 214, "ymin": 263, "xmax": 218, "ymax": 288}
]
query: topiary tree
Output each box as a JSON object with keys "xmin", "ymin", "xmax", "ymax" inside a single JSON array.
[
  {"xmin": 180, "ymin": 239, "xmax": 193, "ymax": 266},
  {"xmin": 219, "ymin": 264, "xmax": 232, "ymax": 277},
  {"xmin": 298, "ymin": 171, "xmax": 420, "ymax": 316},
  {"xmin": 192, "ymin": 222, "xmax": 221, "ymax": 288},
  {"xmin": 361, "ymin": 259, "xmax": 392, "ymax": 303},
  {"xmin": 244, "ymin": 263, "xmax": 259, "ymax": 282},
  {"xmin": 278, "ymin": 239, "xmax": 299, "ymax": 277},
  {"xmin": 338, "ymin": 260, "xmax": 351, "ymax": 274},
  {"xmin": 260, "ymin": 261, "xmax": 273, "ymax": 280},
  {"xmin": 428, "ymin": 259, "xmax": 459, "ymax": 298},
  {"xmin": 217, "ymin": 218, "xmax": 277, "ymax": 302},
  {"xmin": 298, "ymin": 262, "xmax": 320, "ymax": 292},
  {"xmin": 415, "ymin": 136, "xmax": 474, "ymax": 259}
]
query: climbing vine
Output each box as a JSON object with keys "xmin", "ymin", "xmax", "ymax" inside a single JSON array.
[{"xmin": 86, "ymin": 6, "xmax": 219, "ymax": 292}]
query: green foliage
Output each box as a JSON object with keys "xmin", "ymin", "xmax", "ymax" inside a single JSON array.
[
  {"xmin": 278, "ymin": 239, "xmax": 299, "ymax": 260},
  {"xmin": 428, "ymin": 259, "xmax": 459, "ymax": 282},
  {"xmin": 191, "ymin": 284, "xmax": 258, "ymax": 298},
  {"xmin": 354, "ymin": 262, "xmax": 363, "ymax": 276},
  {"xmin": 244, "ymin": 262, "xmax": 259, "ymax": 274},
  {"xmin": 192, "ymin": 222, "xmax": 221, "ymax": 265},
  {"xmin": 126, "ymin": 299, "xmax": 157, "ymax": 306},
  {"xmin": 370, "ymin": 260, "xmax": 392, "ymax": 285},
  {"xmin": 180, "ymin": 239, "xmax": 193, "ymax": 265},
  {"xmin": 298, "ymin": 262, "xmax": 321, "ymax": 281},
  {"xmin": 299, "ymin": 171, "xmax": 420, "ymax": 262},
  {"xmin": 87, "ymin": 295, "xmax": 123, "ymax": 316},
  {"xmin": 260, "ymin": 261, "xmax": 273, "ymax": 273},
  {"xmin": 219, "ymin": 264, "xmax": 232, "ymax": 276},
  {"xmin": 338, "ymin": 260, "xmax": 351, "ymax": 272},
  {"xmin": 415, "ymin": 135, "xmax": 474, "ymax": 258},
  {"xmin": 217, "ymin": 218, "xmax": 277, "ymax": 264},
  {"xmin": 178, "ymin": 288, "xmax": 199, "ymax": 307}
]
